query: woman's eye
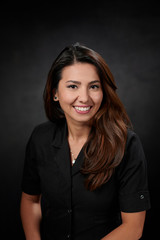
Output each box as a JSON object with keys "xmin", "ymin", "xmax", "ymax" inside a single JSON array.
[
  {"xmin": 67, "ymin": 85, "xmax": 78, "ymax": 89},
  {"xmin": 90, "ymin": 85, "xmax": 100, "ymax": 89}
]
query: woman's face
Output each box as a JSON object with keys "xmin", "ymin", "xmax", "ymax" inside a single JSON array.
[{"xmin": 54, "ymin": 63, "xmax": 103, "ymax": 125}]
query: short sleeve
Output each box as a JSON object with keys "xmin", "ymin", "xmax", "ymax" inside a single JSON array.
[
  {"xmin": 116, "ymin": 130, "xmax": 151, "ymax": 213},
  {"xmin": 21, "ymin": 128, "xmax": 41, "ymax": 195}
]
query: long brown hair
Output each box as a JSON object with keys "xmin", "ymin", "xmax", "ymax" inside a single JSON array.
[{"xmin": 43, "ymin": 43, "xmax": 132, "ymax": 191}]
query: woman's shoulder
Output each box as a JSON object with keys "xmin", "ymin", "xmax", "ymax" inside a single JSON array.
[
  {"xmin": 127, "ymin": 128, "xmax": 137, "ymax": 138},
  {"xmin": 122, "ymin": 128, "xmax": 146, "ymax": 165},
  {"xmin": 32, "ymin": 120, "xmax": 56, "ymax": 133},
  {"xmin": 29, "ymin": 119, "xmax": 65, "ymax": 144},
  {"xmin": 126, "ymin": 128, "xmax": 143, "ymax": 149},
  {"xmin": 116, "ymin": 128, "xmax": 147, "ymax": 175}
]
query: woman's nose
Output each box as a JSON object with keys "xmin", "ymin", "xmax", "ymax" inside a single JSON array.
[{"xmin": 78, "ymin": 88, "xmax": 89, "ymax": 103}]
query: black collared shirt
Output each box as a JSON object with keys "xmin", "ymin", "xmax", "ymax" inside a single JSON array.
[{"xmin": 21, "ymin": 119, "xmax": 151, "ymax": 240}]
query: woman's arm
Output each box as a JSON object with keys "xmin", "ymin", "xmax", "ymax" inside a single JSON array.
[
  {"xmin": 101, "ymin": 211, "xmax": 146, "ymax": 240},
  {"xmin": 20, "ymin": 192, "xmax": 42, "ymax": 240}
]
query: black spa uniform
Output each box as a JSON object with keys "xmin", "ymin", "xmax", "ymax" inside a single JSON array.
[{"xmin": 21, "ymin": 119, "xmax": 151, "ymax": 240}]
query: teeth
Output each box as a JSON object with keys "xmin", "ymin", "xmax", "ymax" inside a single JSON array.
[{"xmin": 74, "ymin": 106, "xmax": 91, "ymax": 111}]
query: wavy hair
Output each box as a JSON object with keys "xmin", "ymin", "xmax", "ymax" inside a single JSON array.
[{"xmin": 43, "ymin": 43, "xmax": 132, "ymax": 191}]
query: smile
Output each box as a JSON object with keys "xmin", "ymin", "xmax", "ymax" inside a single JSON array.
[
  {"xmin": 74, "ymin": 106, "xmax": 91, "ymax": 111},
  {"xmin": 73, "ymin": 106, "xmax": 92, "ymax": 114}
]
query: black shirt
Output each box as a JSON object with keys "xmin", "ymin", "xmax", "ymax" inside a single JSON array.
[{"xmin": 21, "ymin": 119, "xmax": 151, "ymax": 240}]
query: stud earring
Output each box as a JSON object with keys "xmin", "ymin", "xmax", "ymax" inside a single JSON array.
[{"xmin": 54, "ymin": 96, "xmax": 58, "ymax": 100}]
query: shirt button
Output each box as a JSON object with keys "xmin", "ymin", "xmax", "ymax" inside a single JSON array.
[
  {"xmin": 67, "ymin": 234, "xmax": 71, "ymax": 239},
  {"xmin": 140, "ymin": 194, "xmax": 144, "ymax": 200},
  {"xmin": 67, "ymin": 209, "xmax": 72, "ymax": 214}
]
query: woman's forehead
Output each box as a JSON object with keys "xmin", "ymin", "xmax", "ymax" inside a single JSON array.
[{"xmin": 60, "ymin": 63, "xmax": 100, "ymax": 82}]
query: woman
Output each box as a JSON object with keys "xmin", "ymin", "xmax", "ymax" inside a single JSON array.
[{"xmin": 20, "ymin": 43, "xmax": 151, "ymax": 240}]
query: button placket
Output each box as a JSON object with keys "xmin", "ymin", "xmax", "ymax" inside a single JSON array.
[
  {"xmin": 68, "ymin": 209, "xmax": 72, "ymax": 214},
  {"xmin": 66, "ymin": 208, "xmax": 72, "ymax": 239}
]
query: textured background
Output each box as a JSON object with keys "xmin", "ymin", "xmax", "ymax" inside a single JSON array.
[{"xmin": 0, "ymin": 2, "xmax": 159, "ymax": 239}]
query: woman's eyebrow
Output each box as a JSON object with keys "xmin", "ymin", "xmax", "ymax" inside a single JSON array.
[
  {"xmin": 65, "ymin": 80, "xmax": 100, "ymax": 84},
  {"xmin": 89, "ymin": 80, "xmax": 100, "ymax": 84},
  {"xmin": 66, "ymin": 80, "xmax": 81, "ymax": 84}
]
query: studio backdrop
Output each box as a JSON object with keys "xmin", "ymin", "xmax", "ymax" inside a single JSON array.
[{"xmin": 0, "ymin": 2, "xmax": 159, "ymax": 239}]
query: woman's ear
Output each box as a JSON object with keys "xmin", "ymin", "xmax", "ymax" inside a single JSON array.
[{"xmin": 53, "ymin": 88, "xmax": 59, "ymax": 101}]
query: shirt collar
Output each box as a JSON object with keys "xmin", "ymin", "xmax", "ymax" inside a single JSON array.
[
  {"xmin": 51, "ymin": 118, "xmax": 85, "ymax": 176},
  {"xmin": 51, "ymin": 118, "xmax": 68, "ymax": 148}
]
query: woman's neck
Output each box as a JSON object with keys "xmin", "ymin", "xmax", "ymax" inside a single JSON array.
[{"xmin": 67, "ymin": 121, "xmax": 91, "ymax": 143}]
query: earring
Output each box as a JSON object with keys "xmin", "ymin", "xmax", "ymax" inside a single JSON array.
[{"xmin": 54, "ymin": 96, "xmax": 58, "ymax": 100}]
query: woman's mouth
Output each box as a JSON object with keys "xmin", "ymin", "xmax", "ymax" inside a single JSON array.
[{"xmin": 73, "ymin": 106, "xmax": 92, "ymax": 114}]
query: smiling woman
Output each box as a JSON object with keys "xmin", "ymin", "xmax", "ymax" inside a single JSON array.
[
  {"xmin": 20, "ymin": 43, "xmax": 151, "ymax": 240},
  {"xmin": 54, "ymin": 63, "xmax": 103, "ymax": 124},
  {"xmin": 43, "ymin": 43, "xmax": 131, "ymax": 190}
]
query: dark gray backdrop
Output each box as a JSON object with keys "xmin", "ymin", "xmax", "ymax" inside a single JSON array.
[{"xmin": 0, "ymin": 2, "xmax": 159, "ymax": 239}]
